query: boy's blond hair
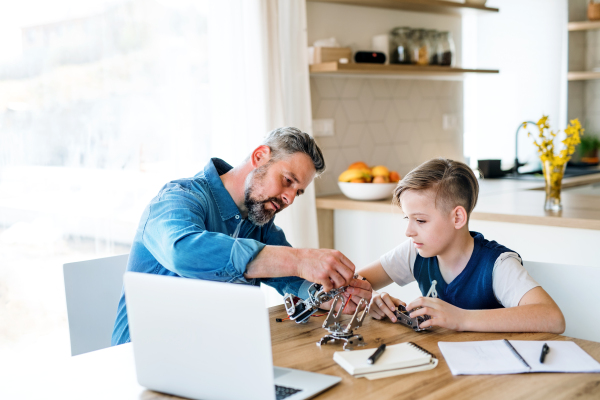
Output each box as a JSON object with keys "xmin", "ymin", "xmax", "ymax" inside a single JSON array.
[{"xmin": 393, "ymin": 158, "xmax": 479, "ymax": 218}]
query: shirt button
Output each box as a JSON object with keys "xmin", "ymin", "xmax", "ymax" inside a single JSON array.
[{"xmin": 235, "ymin": 215, "xmax": 240, "ymax": 219}]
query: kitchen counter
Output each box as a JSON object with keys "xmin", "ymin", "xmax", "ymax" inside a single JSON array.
[{"xmin": 316, "ymin": 172, "xmax": 600, "ymax": 231}]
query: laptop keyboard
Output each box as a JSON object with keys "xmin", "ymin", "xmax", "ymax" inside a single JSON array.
[{"xmin": 275, "ymin": 385, "xmax": 302, "ymax": 399}]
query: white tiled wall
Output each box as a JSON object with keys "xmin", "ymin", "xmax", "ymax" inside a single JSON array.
[{"xmin": 310, "ymin": 77, "xmax": 464, "ymax": 196}]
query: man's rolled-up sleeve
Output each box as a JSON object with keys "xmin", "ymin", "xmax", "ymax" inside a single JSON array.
[{"xmin": 142, "ymin": 189, "xmax": 263, "ymax": 283}]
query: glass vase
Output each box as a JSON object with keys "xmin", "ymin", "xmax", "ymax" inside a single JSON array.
[{"xmin": 542, "ymin": 160, "xmax": 566, "ymax": 212}]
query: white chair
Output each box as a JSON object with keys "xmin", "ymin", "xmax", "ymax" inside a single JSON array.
[
  {"xmin": 63, "ymin": 254, "xmax": 129, "ymax": 356},
  {"xmin": 524, "ymin": 260, "xmax": 600, "ymax": 343}
]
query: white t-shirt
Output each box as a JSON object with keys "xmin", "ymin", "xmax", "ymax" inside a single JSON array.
[{"xmin": 379, "ymin": 239, "xmax": 540, "ymax": 308}]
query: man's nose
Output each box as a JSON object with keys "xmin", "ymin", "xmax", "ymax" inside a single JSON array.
[{"xmin": 281, "ymin": 189, "xmax": 296, "ymax": 206}]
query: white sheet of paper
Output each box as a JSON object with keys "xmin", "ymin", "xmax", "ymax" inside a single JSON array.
[
  {"xmin": 439, "ymin": 341, "xmax": 529, "ymax": 375},
  {"xmin": 511, "ymin": 341, "xmax": 600, "ymax": 373},
  {"xmin": 439, "ymin": 340, "xmax": 600, "ymax": 376}
]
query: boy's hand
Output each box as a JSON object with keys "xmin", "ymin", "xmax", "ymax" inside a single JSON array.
[
  {"xmin": 319, "ymin": 278, "xmax": 373, "ymax": 314},
  {"xmin": 407, "ymin": 297, "xmax": 467, "ymax": 331},
  {"xmin": 369, "ymin": 292, "xmax": 404, "ymax": 322}
]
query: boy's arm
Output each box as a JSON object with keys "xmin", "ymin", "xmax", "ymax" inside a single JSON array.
[
  {"xmin": 358, "ymin": 260, "xmax": 393, "ymax": 291},
  {"xmin": 407, "ymin": 287, "xmax": 566, "ymax": 333}
]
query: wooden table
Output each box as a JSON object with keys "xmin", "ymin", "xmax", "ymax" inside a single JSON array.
[
  {"xmin": 12, "ymin": 305, "xmax": 600, "ymax": 400},
  {"xmin": 266, "ymin": 305, "xmax": 600, "ymax": 400}
]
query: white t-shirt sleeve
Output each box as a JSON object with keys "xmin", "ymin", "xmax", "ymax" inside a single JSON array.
[
  {"xmin": 379, "ymin": 239, "xmax": 417, "ymax": 287},
  {"xmin": 492, "ymin": 252, "xmax": 540, "ymax": 308}
]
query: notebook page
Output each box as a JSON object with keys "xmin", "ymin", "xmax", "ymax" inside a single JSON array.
[
  {"xmin": 511, "ymin": 341, "xmax": 600, "ymax": 373},
  {"xmin": 333, "ymin": 343, "xmax": 431, "ymax": 375},
  {"xmin": 438, "ymin": 341, "xmax": 530, "ymax": 375}
]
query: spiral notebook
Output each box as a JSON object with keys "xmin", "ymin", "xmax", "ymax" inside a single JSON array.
[
  {"xmin": 333, "ymin": 342, "xmax": 438, "ymax": 380},
  {"xmin": 439, "ymin": 340, "xmax": 600, "ymax": 375}
]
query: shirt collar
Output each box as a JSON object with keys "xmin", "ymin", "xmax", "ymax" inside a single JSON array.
[{"xmin": 203, "ymin": 158, "xmax": 242, "ymax": 221}]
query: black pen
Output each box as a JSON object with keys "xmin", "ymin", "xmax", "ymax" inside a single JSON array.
[
  {"xmin": 367, "ymin": 344, "xmax": 386, "ymax": 364},
  {"xmin": 503, "ymin": 339, "xmax": 530, "ymax": 369},
  {"xmin": 540, "ymin": 343, "xmax": 550, "ymax": 363}
]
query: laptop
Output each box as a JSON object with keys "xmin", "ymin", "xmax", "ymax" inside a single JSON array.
[{"xmin": 124, "ymin": 272, "xmax": 341, "ymax": 400}]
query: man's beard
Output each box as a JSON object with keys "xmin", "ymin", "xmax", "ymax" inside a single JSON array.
[{"xmin": 244, "ymin": 164, "xmax": 285, "ymax": 226}]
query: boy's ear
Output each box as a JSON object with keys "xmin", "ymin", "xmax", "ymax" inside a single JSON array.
[
  {"xmin": 453, "ymin": 205, "xmax": 468, "ymax": 230},
  {"xmin": 250, "ymin": 145, "xmax": 272, "ymax": 168}
]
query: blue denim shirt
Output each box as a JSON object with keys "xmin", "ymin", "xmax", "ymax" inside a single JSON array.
[{"xmin": 111, "ymin": 158, "xmax": 313, "ymax": 345}]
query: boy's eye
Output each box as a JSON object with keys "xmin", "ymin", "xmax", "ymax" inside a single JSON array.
[
  {"xmin": 417, "ymin": 220, "xmax": 426, "ymax": 224},
  {"xmin": 403, "ymin": 216, "xmax": 408, "ymax": 220}
]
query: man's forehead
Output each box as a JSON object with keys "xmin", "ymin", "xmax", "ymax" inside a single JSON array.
[{"xmin": 276, "ymin": 153, "xmax": 315, "ymax": 184}]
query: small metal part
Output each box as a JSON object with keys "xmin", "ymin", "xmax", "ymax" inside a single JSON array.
[
  {"xmin": 317, "ymin": 296, "xmax": 370, "ymax": 351},
  {"xmin": 283, "ymin": 282, "xmax": 347, "ymax": 324},
  {"xmin": 393, "ymin": 304, "xmax": 431, "ymax": 332}
]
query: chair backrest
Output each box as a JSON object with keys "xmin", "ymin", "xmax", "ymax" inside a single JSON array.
[
  {"xmin": 63, "ymin": 254, "xmax": 129, "ymax": 356},
  {"xmin": 523, "ymin": 260, "xmax": 600, "ymax": 343}
]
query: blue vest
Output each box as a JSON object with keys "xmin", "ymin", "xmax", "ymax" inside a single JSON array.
[{"xmin": 413, "ymin": 232, "xmax": 520, "ymax": 310}]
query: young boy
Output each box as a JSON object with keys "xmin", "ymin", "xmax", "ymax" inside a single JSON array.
[{"xmin": 356, "ymin": 158, "xmax": 565, "ymax": 333}]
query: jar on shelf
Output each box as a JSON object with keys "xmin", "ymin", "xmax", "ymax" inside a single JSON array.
[
  {"xmin": 438, "ymin": 31, "xmax": 456, "ymax": 67},
  {"xmin": 409, "ymin": 29, "xmax": 430, "ymax": 65},
  {"xmin": 425, "ymin": 30, "xmax": 440, "ymax": 65},
  {"xmin": 389, "ymin": 27, "xmax": 412, "ymax": 64}
]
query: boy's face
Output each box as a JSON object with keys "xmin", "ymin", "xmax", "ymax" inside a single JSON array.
[{"xmin": 400, "ymin": 188, "xmax": 458, "ymax": 258}]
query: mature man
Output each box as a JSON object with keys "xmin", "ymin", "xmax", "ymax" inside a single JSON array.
[{"xmin": 112, "ymin": 127, "xmax": 372, "ymax": 345}]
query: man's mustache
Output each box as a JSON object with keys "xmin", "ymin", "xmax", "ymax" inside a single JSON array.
[{"xmin": 262, "ymin": 197, "xmax": 285, "ymax": 212}]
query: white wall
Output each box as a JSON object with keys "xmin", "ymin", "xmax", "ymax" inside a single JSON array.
[{"xmin": 463, "ymin": 0, "xmax": 568, "ymax": 170}]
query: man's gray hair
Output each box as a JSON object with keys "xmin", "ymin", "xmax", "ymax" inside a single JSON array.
[{"xmin": 261, "ymin": 127, "xmax": 326, "ymax": 175}]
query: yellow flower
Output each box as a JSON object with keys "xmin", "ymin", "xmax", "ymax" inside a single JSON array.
[{"xmin": 524, "ymin": 116, "xmax": 584, "ymax": 167}]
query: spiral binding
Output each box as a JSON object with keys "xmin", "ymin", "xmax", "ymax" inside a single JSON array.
[{"xmin": 408, "ymin": 342, "xmax": 437, "ymax": 359}]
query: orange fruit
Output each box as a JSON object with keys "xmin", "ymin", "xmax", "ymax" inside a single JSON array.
[
  {"xmin": 371, "ymin": 165, "xmax": 390, "ymax": 177},
  {"xmin": 389, "ymin": 171, "xmax": 401, "ymax": 183},
  {"xmin": 373, "ymin": 175, "xmax": 390, "ymax": 183},
  {"xmin": 348, "ymin": 161, "xmax": 369, "ymax": 170},
  {"xmin": 350, "ymin": 178, "xmax": 366, "ymax": 183}
]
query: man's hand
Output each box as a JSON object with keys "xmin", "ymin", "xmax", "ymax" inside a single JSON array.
[
  {"xmin": 406, "ymin": 297, "xmax": 467, "ymax": 331},
  {"xmin": 294, "ymin": 248, "xmax": 356, "ymax": 292},
  {"xmin": 319, "ymin": 278, "xmax": 373, "ymax": 314},
  {"xmin": 369, "ymin": 292, "xmax": 403, "ymax": 322}
]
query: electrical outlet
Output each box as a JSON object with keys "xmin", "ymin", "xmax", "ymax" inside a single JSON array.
[
  {"xmin": 442, "ymin": 114, "xmax": 458, "ymax": 131},
  {"xmin": 313, "ymin": 119, "xmax": 335, "ymax": 137}
]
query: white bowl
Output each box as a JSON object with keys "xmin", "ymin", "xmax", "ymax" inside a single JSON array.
[{"xmin": 338, "ymin": 182, "xmax": 397, "ymax": 201}]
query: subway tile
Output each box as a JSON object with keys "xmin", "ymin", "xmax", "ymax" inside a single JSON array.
[
  {"xmin": 315, "ymin": 99, "xmax": 339, "ymax": 119},
  {"xmin": 343, "ymin": 123, "xmax": 367, "ymax": 147},
  {"xmin": 368, "ymin": 122, "xmax": 391, "ymax": 145},
  {"xmin": 341, "ymin": 78, "xmax": 364, "ymax": 98},
  {"xmin": 358, "ymin": 82, "xmax": 375, "ymax": 117},
  {"xmin": 314, "ymin": 78, "xmax": 339, "ymax": 99},
  {"xmin": 369, "ymin": 79, "xmax": 394, "ymax": 99},
  {"xmin": 341, "ymin": 99, "xmax": 365, "ymax": 122},
  {"xmin": 367, "ymin": 99, "xmax": 390, "ymax": 122}
]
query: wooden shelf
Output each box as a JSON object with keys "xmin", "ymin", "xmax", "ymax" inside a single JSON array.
[
  {"xmin": 307, "ymin": 0, "xmax": 499, "ymax": 15},
  {"xmin": 568, "ymin": 71, "xmax": 600, "ymax": 81},
  {"xmin": 568, "ymin": 21, "xmax": 600, "ymax": 31},
  {"xmin": 309, "ymin": 61, "xmax": 499, "ymax": 77}
]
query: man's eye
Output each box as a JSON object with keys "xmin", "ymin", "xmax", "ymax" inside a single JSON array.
[
  {"xmin": 286, "ymin": 177, "xmax": 292, "ymax": 184},
  {"xmin": 296, "ymin": 191, "xmax": 302, "ymax": 197}
]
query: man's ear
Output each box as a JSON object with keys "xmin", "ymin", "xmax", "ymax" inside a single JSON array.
[
  {"xmin": 453, "ymin": 206, "xmax": 468, "ymax": 230},
  {"xmin": 250, "ymin": 145, "xmax": 272, "ymax": 168}
]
